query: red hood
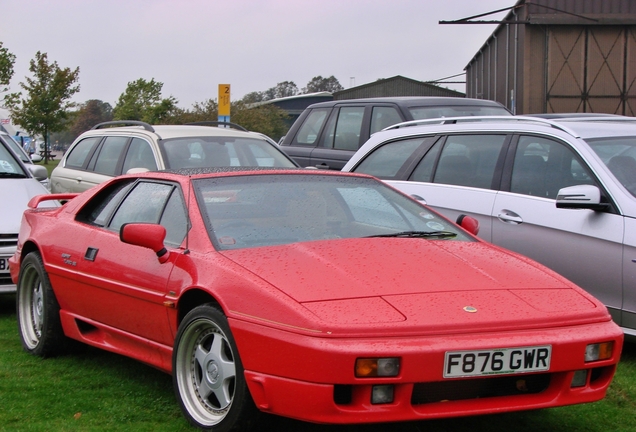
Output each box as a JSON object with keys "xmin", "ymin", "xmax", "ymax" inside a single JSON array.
[{"xmin": 221, "ymin": 238, "xmax": 607, "ymax": 334}]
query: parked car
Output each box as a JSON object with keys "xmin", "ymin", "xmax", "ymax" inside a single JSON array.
[
  {"xmin": 0, "ymin": 135, "xmax": 56, "ymax": 293},
  {"xmin": 11, "ymin": 168, "xmax": 622, "ymax": 430},
  {"xmin": 1, "ymin": 132, "xmax": 50, "ymax": 189},
  {"xmin": 50, "ymin": 121, "xmax": 298, "ymax": 193},
  {"xmin": 279, "ymin": 97, "xmax": 511, "ymax": 170},
  {"xmin": 343, "ymin": 115, "xmax": 636, "ymax": 338}
]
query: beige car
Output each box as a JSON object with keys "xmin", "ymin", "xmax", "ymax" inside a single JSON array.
[{"xmin": 51, "ymin": 121, "xmax": 298, "ymax": 193}]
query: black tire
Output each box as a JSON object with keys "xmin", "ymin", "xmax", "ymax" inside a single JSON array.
[
  {"xmin": 16, "ymin": 251, "xmax": 67, "ymax": 357},
  {"xmin": 173, "ymin": 305, "xmax": 259, "ymax": 431}
]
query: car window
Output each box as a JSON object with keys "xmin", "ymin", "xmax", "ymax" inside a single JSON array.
[
  {"xmin": 109, "ymin": 182, "xmax": 174, "ymax": 231},
  {"xmin": 370, "ymin": 107, "xmax": 403, "ymax": 134},
  {"xmin": 196, "ymin": 174, "xmax": 472, "ymax": 250},
  {"xmin": 511, "ymin": 136, "xmax": 596, "ymax": 199},
  {"xmin": 160, "ymin": 189, "xmax": 189, "ymax": 246},
  {"xmin": 90, "ymin": 136, "xmax": 128, "ymax": 176},
  {"xmin": 0, "ymin": 142, "xmax": 26, "ymax": 175},
  {"xmin": 162, "ymin": 137, "xmax": 293, "ymax": 169},
  {"xmin": 354, "ymin": 138, "xmax": 428, "ymax": 179},
  {"xmin": 79, "ymin": 180, "xmax": 135, "ymax": 227},
  {"xmin": 295, "ymin": 108, "xmax": 330, "ymax": 146},
  {"xmin": 65, "ymin": 137, "xmax": 101, "ymax": 169},
  {"xmin": 321, "ymin": 107, "xmax": 364, "ymax": 151},
  {"xmin": 586, "ymin": 136, "xmax": 636, "ymax": 197},
  {"xmin": 414, "ymin": 134, "xmax": 507, "ymax": 189},
  {"xmin": 122, "ymin": 138, "xmax": 158, "ymax": 173}
]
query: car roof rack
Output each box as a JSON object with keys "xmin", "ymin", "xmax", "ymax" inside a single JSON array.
[
  {"xmin": 186, "ymin": 121, "xmax": 248, "ymax": 131},
  {"xmin": 381, "ymin": 115, "xmax": 582, "ymax": 138},
  {"xmin": 91, "ymin": 120, "xmax": 155, "ymax": 132}
]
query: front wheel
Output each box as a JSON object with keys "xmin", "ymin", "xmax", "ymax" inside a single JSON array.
[
  {"xmin": 16, "ymin": 251, "xmax": 67, "ymax": 357},
  {"xmin": 173, "ymin": 305, "xmax": 259, "ymax": 431}
]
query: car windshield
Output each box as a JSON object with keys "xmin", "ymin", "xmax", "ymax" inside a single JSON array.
[
  {"xmin": 194, "ymin": 173, "xmax": 473, "ymax": 250},
  {"xmin": 408, "ymin": 105, "xmax": 511, "ymax": 119},
  {"xmin": 160, "ymin": 137, "xmax": 296, "ymax": 169},
  {"xmin": 0, "ymin": 141, "xmax": 27, "ymax": 177},
  {"xmin": 586, "ymin": 136, "xmax": 636, "ymax": 197},
  {"xmin": 1, "ymin": 135, "xmax": 31, "ymax": 164}
]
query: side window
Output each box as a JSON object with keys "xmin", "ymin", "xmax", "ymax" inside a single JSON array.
[
  {"xmin": 431, "ymin": 135, "xmax": 507, "ymax": 189},
  {"xmin": 109, "ymin": 182, "xmax": 173, "ymax": 232},
  {"xmin": 333, "ymin": 107, "xmax": 364, "ymax": 151},
  {"xmin": 511, "ymin": 136, "xmax": 596, "ymax": 199},
  {"xmin": 122, "ymin": 138, "xmax": 158, "ymax": 173},
  {"xmin": 354, "ymin": 138, "xmax": 427, "ymax": 179},
  {"xmin": 91, "ymin": 136, "xmax": 129, "ymax": 176},
  {"xmin": 295, "ymin": 109, "xmax": 330, "ymax": 146},
  {"xmin": 78, "ymin": 180, "xmax": 135, "ymax": 227},
  {"xmin": 410, "ymin": 139, "xmax": 443, "ymax": 182},
  {"xmin": 370, "ymin": 107, "xmax": 402, "ymax": 134},
  {"xmin": 160, "ymin": 189, "xmax": 188, "ymax": 246},
  {"xmin": 65, "ymin": 137, "xmax": 101, "ymax": 169}
]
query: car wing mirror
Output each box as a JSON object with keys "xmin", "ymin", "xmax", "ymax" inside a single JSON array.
[
  {"xmin": 556, "ymin": 185, "xmax": 609, "ymax": 211},
  {"xmin": 26, "ymin": 164, "xmax": 49, "ymax": 181},
  {"xmin": 456, "ymin": 214, "xmax": 480, "ymax": 236},
  {"xmin": 120, "ymin": 223, "xmax": 170, "ymax": 263}
]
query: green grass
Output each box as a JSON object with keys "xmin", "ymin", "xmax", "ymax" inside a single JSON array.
[
  {"xmin": 1, "ymin": 292, "xmax": 635, "ymax": 431},
  {"xmin": 34, "ymin": 158, "xmax": 59, "ymax": 178}
]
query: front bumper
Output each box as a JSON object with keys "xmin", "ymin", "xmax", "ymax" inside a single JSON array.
[{"xmin": 230, "ymin": 317, "xmax": 623, "ymax": 424}]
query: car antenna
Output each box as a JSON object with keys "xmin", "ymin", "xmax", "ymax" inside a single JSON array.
[{"xmin": 183, "ymin": 176, "xmax": 192, "ymax": 255}]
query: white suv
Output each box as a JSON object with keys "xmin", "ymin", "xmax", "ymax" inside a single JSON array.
[
  {"xmin": 51, "ymin": 121, "xmax": 298, "ymax": 193},
  {"xmin": 344, "ymin": 116, "xmax": 636, "ymax": 338}
]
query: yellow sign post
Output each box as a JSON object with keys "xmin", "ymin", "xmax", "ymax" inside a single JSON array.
[{"xmin": 218, "ymin": 84, "xmax": 231, "ymax": 124}]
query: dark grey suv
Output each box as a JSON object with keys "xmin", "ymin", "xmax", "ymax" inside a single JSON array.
[{"xmin": 279, "ymin": 97, "xmax": 511, "ymax": 169}]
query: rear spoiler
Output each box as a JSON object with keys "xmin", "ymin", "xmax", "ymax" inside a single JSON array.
[{"xmin": 28, "ymin": 193, "xmax": 79, "ymax": 208}]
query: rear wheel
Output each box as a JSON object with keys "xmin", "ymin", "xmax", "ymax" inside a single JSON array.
[
  {"xmin": 173, "ymin": 305, "xmax": 259, "ymax": 431},
  {"xmin": 16, "ymin": 252, "xmax": 67, "ymax": 357}
]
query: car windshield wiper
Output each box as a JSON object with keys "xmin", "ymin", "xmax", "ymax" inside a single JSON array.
[
  {"xmin": 0, "ymin": 172, "xmax": 27, "ymax": 178},
  {"xmin": 366, "ymin": 230, "xmax": 458, "ymax": 239}
]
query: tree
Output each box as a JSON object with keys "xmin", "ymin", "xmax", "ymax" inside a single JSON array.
[
  {"xmin": 0, "ymin": 42, "xmax": 16, "ymax": 93},
  {"xmin": 113, "ymin": 78, "xmax": 178, "ymax": 124},
  {"xmin": 4, "ymin": 51, "xmax": 80, "ymax": 163},
  {"xmin": 302, "ymin": 75, "xmax": 343, "ymax": 94},
  {"xmin": 241, "ymin": 91, "xmax": 265, "ymax": 104},
  {"xmin": 70, "ymin": 99, "xmax": 113, "ymax": 138},
  {"xmin": 263, "ymin": 81, "xmax": 298, "ymax": 100}
]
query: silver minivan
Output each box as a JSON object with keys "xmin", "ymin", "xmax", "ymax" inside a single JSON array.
[{"xmin": 344, "ymin": 116, "xmax": 636, "ymax": 338}]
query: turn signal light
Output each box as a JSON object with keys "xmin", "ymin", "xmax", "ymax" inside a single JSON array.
[
  {"xmin": 585, "ymin": 342, "xmax": 614, "ymax": 362},
  {"xmin": 355, "ymin": 358, "xmax": 400, "ymax": 377}
]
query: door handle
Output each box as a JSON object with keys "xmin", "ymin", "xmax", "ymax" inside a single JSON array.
[
  {"xmin": 315, "ymin": 163, "xmax": 331, "ymax": 170},
  {"xmin": 497, "ymin": 210, "xmax": 523, "ymax": 224},
  {"xmin": 75, "ymin": 177, "xmax": 83, "ymax": 183}
]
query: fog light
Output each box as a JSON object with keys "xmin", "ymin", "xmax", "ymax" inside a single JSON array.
[
  {"xmin": 355, "ymin": 358, "xmax": 400, "ymax": 377},
  {"xmin": 585, "ymin": 342, "xmax": 614, "ymax": 362},
  {"xmin": 571, "ymin": 370, "xmax": 588, "ymax": 387},
  {"xmin": 371, "ymin": 384, "xmax": 394, "ymax": 404}
]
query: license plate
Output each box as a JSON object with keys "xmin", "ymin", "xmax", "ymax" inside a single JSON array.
[
  {"xmin": 444, "ymin": 345, "xmax": 551, "ymax": 378},
  {"xmin": 0, "ymin": 257, "xmax": 9, "ymax": 274}
]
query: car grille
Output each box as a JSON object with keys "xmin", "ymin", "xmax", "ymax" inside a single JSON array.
[
  {"xmin": 411, "ymin": 373, "xmax": 551, "ymax": 404},
  {"xmin": 0, "ymin": 234, "xmax": 18, "ymax": 248}
]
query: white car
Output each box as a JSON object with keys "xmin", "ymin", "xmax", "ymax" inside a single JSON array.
[
  {"xmin": 51, "ymin": 121, "xmax": 298, "ymax": 193},
  {"xmin": 0, "ymin": 135, "xmax": 56, "ymax": 293},
  {"xmin": 344, "ymin": 115, "xmax": 636, "ymax": 338}
]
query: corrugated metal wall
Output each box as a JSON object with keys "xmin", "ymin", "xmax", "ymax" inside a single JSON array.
[{"xmin": 465, "ymin": 0, "xmax": 636, "ymax": 115}]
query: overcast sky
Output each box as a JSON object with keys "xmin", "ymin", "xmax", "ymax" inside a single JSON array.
[{"xmin": 2, "ymin": 0, "xmax": 513, "ymax": 109}]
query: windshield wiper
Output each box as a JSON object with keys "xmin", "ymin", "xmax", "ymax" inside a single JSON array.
[
  {"xmin": 0, "ymin": 172, "xmax": 27, "ymax": 178},
  {"xmin": 366, "ymin": 230, "xmax": 457, "ymax": 239}
]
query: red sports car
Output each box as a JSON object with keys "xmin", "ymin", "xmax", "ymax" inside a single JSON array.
[{"xmin": 10, "ymin": 168, "xmax": 623, "ymax": 431}]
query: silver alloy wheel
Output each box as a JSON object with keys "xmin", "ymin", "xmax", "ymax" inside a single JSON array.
[
  {"xmin": 174, "ymin": 316, "xmax": 236, "ymax": 427},
  {"xmin": 18, "ymin": 262, "xmax": 44, "ymax": 349}
]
